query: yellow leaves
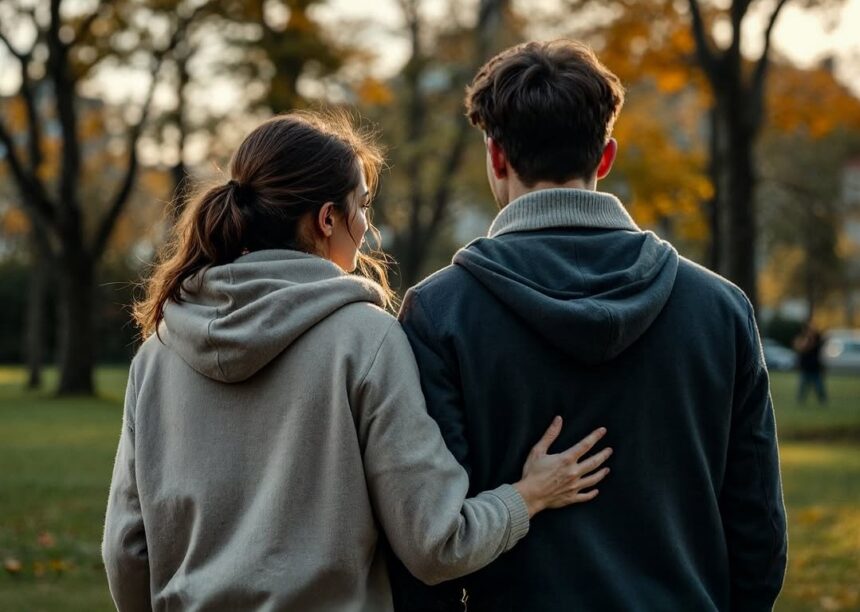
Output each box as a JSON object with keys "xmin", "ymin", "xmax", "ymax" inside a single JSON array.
[
  {"xmin": 1, "ymin": 207, "xmax": 31, "ymax": 235},
  {"xmin": 78, "ymin": 110, "xmax": 106, "ymax": 141},
  {"xmin": 610, "ymin": 82, "xmax": 710, "ymax": 242},
  {"xmin": 5, "ymin": 98, "xmax": 28, "ymax": 131},
  {"xmin": 767, "ymin": 64, "xmax": 860, "ymax": 139},
  {"xmin": 140, "ymin": 168, "xmax": 173, "ymax": 198},
  {"xmin": 797, "ymin": 507, "xmax": 826, "ymax": 525},
  {"xmin": 286, "ymin": 7, "xmax": 314, "ymax": 34},
  {"xmin": 759, "ymin": 245, "xmax": 804, "ymax": 308},
  {"xmin": 356, "ymin": 77, "xmax": 393, "ymax": 107},
  {"xmin": 654, "ymin": 70, "xmax": 688, "ymax": 94}
]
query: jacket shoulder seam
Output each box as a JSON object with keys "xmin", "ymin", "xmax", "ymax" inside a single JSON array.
[{"xmin": 356, "ymin": 318, "xmax": 400, "ymax": 389}]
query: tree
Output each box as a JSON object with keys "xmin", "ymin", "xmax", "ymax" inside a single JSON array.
[
  {"xmin": 685, "ymin": 0, "xmax": 791, "ymax": 309},
  {"xmin": 0, "ymin": 0, "xmax": 204, "ymax": 394},
  {"xmin": 562, "ymin": 0, "xmax": 846, "ymax": 309},
  {"xmin": 366, "ymin": 0, "xmax": 518, "ymax": 288},
  {"xmin": 216, "ymin": 0, "xmax": 351, "ymax": 113},
  {"xmin": 757, "ymin": 61, "xmax": 860, "ymax": 320}
]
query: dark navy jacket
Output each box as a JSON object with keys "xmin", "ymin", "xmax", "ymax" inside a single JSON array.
[{"xmin": 388, "ymin": 189, "xmax": 787, "ymax": 612}]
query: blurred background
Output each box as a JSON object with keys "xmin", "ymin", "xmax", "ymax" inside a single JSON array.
[{"xmin": 0, "ymin": 0, "xmax": 858, "ymax": 610}]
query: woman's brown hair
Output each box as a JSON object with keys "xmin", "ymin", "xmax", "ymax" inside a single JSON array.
[{"xmin": 134, "ymin": 110, "xmax": 393, "ymax": 338}]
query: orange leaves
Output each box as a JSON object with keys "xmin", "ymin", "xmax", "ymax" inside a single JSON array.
[
  {"xmin": 4, "ymin": 98, "xmax": 28, "ymax": 132},
  {"xmin": 767, "ymin": 64, "xmax": 860, "ymax": 139},
  {"xmin": 356, "ymin": 77, "xmax": 394, "ymax": 107},
  {"xmin": 609, "ymin": 83, "xmax": 711, "ymax": 242},
  {"xmin": 1, "ymin": 207, "xmax": 31, "ymax": 236},
  {"xmin": 37, "ymin": 531, "xmax": 56, "ymax": 548}
]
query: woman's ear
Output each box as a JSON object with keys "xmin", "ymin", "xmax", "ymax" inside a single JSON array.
[{"xmin": 316, "ymin": 202, "xmax": 336, "ymax": 238}]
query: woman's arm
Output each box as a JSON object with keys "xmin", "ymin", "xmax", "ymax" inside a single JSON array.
[
  {"xmin": 102, "ymin": 369, "xmax": 152, "ymax": 612},
  {"xmin": 355, "ymin": 321, "xmax": 610, "ymax": 585}
]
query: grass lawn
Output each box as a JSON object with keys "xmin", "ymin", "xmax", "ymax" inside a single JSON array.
[{"xmin": 0, "ymin": 367, "xmax": 858, "ymax": 611}]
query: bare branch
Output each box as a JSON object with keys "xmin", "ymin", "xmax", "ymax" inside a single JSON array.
[
  {"xmin": 0, "ymin": 28, "xmax": 26, "ymax": 61},
  {"xmin": 425, "ymin": 119, "xmax": 471, "ymax": 242},
  {"xmin": 686, "ymin": 0, "xmax": 718, "ymax": 81},
  {"xmin": 751, "ymin": 0, "xmax": 791, "ymax": 97},
  {"xmin": 0, "ymin": 119, "xmax": 56, "ymax": 229},
  {"xmin": 72, "ymin": 0, "xmax": 107, "ymax": 45},
  {"xmin": 728, "ymin": 0, "xmax": 752, "ymax": 58},
  {"xmin": 46, "ymin": 0, "xmax": 86, "ymax": 243},
  {"xmin": 92, "ymin": 3, "xmax": 211, "ymax": 259},
  {"xmin": 746, "ymin": 0, "xmax": 792, "ymax": 131},
  {"xmin": 0, "ymin": 19, "xmax": 44, "ymax": 173}
]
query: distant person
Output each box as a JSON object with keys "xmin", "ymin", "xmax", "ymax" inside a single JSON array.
[
  {"xmin": 794, "ymin": 323, "xmax": 827, "ymax": 405},
  {"xmin": 101, "ymin": 111, "xmax": 614, "ymax": 611},
  {"xmin": 388, "ymin": 40, "xmax": 787, "ymax": 611}
]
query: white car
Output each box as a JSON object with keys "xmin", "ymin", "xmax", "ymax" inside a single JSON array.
[
  {"xmin": 762, "ymin": 338, "xmax": 796, "ymax": 371},
  {"xmin": 822, "ymin": 330, "xmax": 860, "ymax": 374}
]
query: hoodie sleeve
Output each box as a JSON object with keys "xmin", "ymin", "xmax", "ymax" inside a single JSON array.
[
  {"xmin": 102, "ymin": 368, "xmax": 152, "ymax": 611},
  {"xmin": 355, "ymin": 320, "xmax": 529, "ymax": 586},
  {"xmin": 720, "ymin": 299, "xmax": 788, "ymax": 610}
]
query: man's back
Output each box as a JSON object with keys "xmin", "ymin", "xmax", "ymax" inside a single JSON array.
[{"xmin": 391, "ymin": 191, "xmax": 786, "ymax": 611}]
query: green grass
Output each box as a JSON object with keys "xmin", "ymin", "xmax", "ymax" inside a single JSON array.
[
  {"xmin": 770, "ymin": 371, "xmax": 860, "ymax": 441},
  {"xmin": 0, "ymin": 367, "xmax": 857, "ymax": 611},
  {"xmin": 0, "ymin": 367, "xmax": 126, "ymax": 612}
]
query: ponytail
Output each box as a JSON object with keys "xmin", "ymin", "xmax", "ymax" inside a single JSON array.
[{"xmin": 133, "ymin": 181, "xmax": 248, "ymax": 338}]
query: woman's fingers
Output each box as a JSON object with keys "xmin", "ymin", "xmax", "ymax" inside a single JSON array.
[
  {"xmin": 574, "ymin": 447, "xmax": 614, "ymax": 475},
  {"xmin": 573, "ymin": 489, "xmax": 600, "ymax": 503},
  {"xmin": 573, "ymin": 467, "xmax": 609, "ymax": 491},
  {"xmin": 530, "ymin": 416, "xmax": 563, "ymax": 456},
  {"xmin": 561, "ymin": 427, "xmax": 607, "ymax": 462}
]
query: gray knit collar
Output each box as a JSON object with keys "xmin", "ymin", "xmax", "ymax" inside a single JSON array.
[{"xmin": 488, "ymin": 188, "xmax": 639, "ymax": 238}]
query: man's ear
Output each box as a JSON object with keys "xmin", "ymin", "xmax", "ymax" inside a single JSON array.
[
  {"xmin": 316, "ymin": 202, "xmax": 336, "ymax": 238},
  {"xmin": 487, "ymin": 137, "xmax": 508, "ymax": 180},
  {"xmin": 595, "ymin": 138, "xmax": 617, "ymax": 180}
]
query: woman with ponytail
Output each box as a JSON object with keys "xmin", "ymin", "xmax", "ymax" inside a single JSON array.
[{"xmin": 102, "ymin": 111, "xmax": 612, "ymax": 611}]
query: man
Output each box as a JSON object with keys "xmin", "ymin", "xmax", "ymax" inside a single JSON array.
[
  {"xmin": 793, "ymin": 323, "xmax": 827, "ymax": 405},
  {"xmin": 389, "ymin": 40, "xmax": 787, "ymax": 611}
]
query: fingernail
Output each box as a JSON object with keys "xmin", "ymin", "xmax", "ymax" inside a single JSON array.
[
  {"xmin": 554, "ymin": 416, "xmax": 562, "ymax": 425},
  {"xmin": 599, "ymin": 427, "xmax": 607, "ymax": 435},
  {"xmin": 607, "ymin": 448, "xmax": 613, "ymax": 455}
]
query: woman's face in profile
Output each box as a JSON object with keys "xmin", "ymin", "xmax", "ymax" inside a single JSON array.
[{"xmin": 328, "ymin": 172, "xmax": 370, "ymax": 273}]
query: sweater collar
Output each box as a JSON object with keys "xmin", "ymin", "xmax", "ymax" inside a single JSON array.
[{"xmin": 487, "ymin": 188, "xmax": 639, "ymax": 238}]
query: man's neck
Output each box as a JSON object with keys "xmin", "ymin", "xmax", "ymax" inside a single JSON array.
[{"xmin": 506, "ymin": 176, "xmax": 596, "ymax": 204}]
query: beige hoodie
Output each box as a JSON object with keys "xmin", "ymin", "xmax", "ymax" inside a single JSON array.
[{"xmin": 102, "ymin": 250, "xmax": 529, "ymax": 612}]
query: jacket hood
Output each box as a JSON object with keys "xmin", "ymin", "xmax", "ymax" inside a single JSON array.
[
  {"xmin": 162, "ymin": 250, "xmax": 385, "ymax": 383},
  {"xmin": 453, "ymin": 189, "xmax": 679, "ymax": 364}
]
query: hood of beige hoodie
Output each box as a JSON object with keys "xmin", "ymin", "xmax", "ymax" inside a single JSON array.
[{"xmin": 162, "ymin": 249, "xmax": 385, "ymax": 383}]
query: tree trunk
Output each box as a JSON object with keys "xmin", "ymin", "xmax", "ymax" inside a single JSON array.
[
  {"xmin": 56, "ymin": 250, "xmax": 95, "ymax": 395},
  {"xmin": 713, "ymin": 101, "xmax": 758, "ymax": 310},
  {"xmin": 398, "ymin": 231, "xmax": 426, "ymax": 290},
  {"xmin": 25, "ymin": 236, "xmax": 50, "ymax": 390},
  {"xmin": 706, "ymin": 105, "xmax": 722, "ymax": 272}
]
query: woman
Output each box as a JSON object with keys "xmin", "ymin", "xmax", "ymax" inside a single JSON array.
[{"xmin": 102, "ymin": 111, "xmax": 612, "ymax": 611}]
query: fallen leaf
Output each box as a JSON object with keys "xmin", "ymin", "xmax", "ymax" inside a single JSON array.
[
  {"xmin": 3, "ymin": 558, "xmax": 22, "ymax": 574},
  {"xmin": 37, "ymin": 531, "xmax": 56, "ymax": 548}
]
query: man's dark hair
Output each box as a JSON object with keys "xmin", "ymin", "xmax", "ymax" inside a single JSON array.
[{"xmin": 465, "ymin": 39, "xmax": 625, "ymax": 186}]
